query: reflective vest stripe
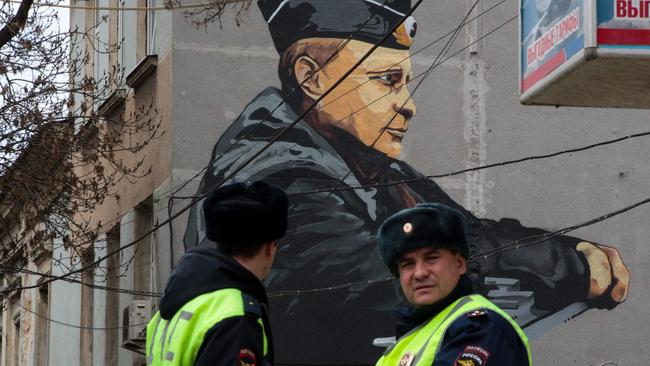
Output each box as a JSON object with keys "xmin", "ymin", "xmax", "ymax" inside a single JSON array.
[
  {"xmin": 145, "ymin": 288, "xmax": 268, "ymax": 366},
  {"xmin": 376, "ymin": 295, "xmax": 532, "ymax": 366},
  {"xmin": 412, "ymin": 296, "xmax": 474, "ymax": 365},
  {"xmin": 257, "ymin": 317, "xmax": 268, "ymax": 355}
]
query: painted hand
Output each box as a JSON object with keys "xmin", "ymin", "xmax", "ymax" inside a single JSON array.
[{"xmin": 576, "ymin": 241, "xmax": 630, "ymax": 303}]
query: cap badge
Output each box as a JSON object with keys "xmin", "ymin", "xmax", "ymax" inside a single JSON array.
[
  {"xmin": 399, "ymin": 352, "xmax": 415, "ymax": 366},
  {"xmin": 393, "ymin": 16, "xmax": 417, "ymax": 47},
  {"xmin": 403, "ymin": 222, "xmax": 413, "ymax": 233},
  {"xmin": 239, "ymin": 348, "xmax": 256, "ymax": 366}
]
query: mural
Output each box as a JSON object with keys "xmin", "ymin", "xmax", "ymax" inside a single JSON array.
[{"xmin": 184, "ymin": 0, "xmax": 630, "ymax": 363}]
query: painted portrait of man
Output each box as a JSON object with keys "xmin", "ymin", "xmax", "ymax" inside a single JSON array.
[{"xmin": 183, "ymin": 0, "xmax": 630, "ymax": 363}]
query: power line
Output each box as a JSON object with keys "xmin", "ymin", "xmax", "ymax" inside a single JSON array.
[
  {"xmin": 268, "ymin": 277, "xmax": 394, "ymax": 298},
  {"xmin": 2, "ymin": 0, "xmax": 505, "ymax": 284},
  {"xmin": 10, "ymin": 11, "xmax": 626, "ymax": 299},
  {"xmin": 9, "ymin": 0, "xmax": 494, "ymax": 297},
  {"xmin": 0, "ymin": 0, "xmax": 427, "ymax": 295},
  {"xmin": 8, "ymin": 5, "xmax": 643, "ymax": 298},
  {"xmin": 268, "ymin": 195, "xmax": 650, "ymax": 297},
  {"xmin": 172, "ymin": 14, "xmax": 519, "ymax": 203},
  {"xmin": 6, "ymin": 0, "xmax": 243, "ymax": 11},
  {"xmin": 165, "ymin": 0, "xmax": 409, "ymax": 263},
  {"xmin": 168, "ymin": 0, "xmax": 509, "ymax": 203},
  {"xmin": 172, "ymin": 12, "xmax": 517, "ymax": 204},
  {"xmin": 0, "ymin": 264, "xmax": 161, "ymax": 297},
  {"xmin": 18, "ymin": 302, "xmax": 149, "ymax": 330},
  {"xmin": 471, "ymin": 195, "xmax": 650, "ymax": 260},
  {"xmin": 291, "ymin": 129, "xmax": 650, "ymax": 195},
  {"xmin": 332, "ymin": 0, "xmax": 482, "ymax": 190},
  {"xmin": 32, "ymin": 0, "xmax": 504, "ymax": 217},
  {"xmin": 281, "ymin": 0, "xmax": 482, "ymax": 247},
  {"xmin": 11, "ymin": 13, "xmax": 549, "ymax": 294}
]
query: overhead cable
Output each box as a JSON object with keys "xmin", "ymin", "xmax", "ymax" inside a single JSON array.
[
  {"xmin": 168, "ymin": 0, "xmax": 509, "ymax": 201},
  {"xmin": 0, "ymin": 0, "xmax": 427, "ymax": 295},
  {"xmin": 291, "ymin": 129, "xmax": 650, "ymax": 195},
  {"xmin": 19, "ymin": 302, "xmax": 149, "ymax": 330},
  {"xmin": 268, "ymin": 196, "xmax": 650, "ymax": 297},
  {"xmin": 6, "ymin": 0, "xmax": 243, "ymax": 11}
]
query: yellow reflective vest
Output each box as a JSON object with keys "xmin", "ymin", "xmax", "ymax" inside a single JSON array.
[
  {"xmin": 145, "ymin": 288, "xmax": 268, "ymax": 365},
  {"xmin": 376, "ymin": 294, "xmax": 531, "ymax": 366}
]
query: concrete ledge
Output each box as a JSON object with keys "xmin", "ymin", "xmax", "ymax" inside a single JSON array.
[{"xmin": 126, "ymin": 55, "xmax": 158, "ymax": 89}]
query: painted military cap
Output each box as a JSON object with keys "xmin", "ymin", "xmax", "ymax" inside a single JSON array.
[
  {"xmin": 257, "ymin": 0, "xmax": 417, "ymax": 54},
  {"xmin": 203, "ymin": 181, "xmax": 289, "ymax": 245},
  {"xmin": 377, "ymin": 203, "xmax": 470, "ymax": 275}
]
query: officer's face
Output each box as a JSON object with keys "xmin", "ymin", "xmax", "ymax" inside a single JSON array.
[
  {"xmin": 397, "ymin": 247, "xmax": 467, "ymax": 307},
  {"xmin": 306, "ymin": 40, "xmax": 416, "ymax": 158}
]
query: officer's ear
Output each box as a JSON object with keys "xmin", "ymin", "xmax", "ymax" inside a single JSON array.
[
  {"xmin": 294, "ymin": 55, "xmax": 324, "ymax": 101},
  {"xmin": 456, "ymin": 253, "xmax": 467, "ymax": 275},
  {"xmin": 264, "ymin": 240, "xmax": 277, "ymax": 259}
]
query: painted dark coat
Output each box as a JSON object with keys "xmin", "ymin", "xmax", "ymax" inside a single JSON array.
[{"xmin": 184, "ymin": 87, "xmax": 589, "ymax": 364}]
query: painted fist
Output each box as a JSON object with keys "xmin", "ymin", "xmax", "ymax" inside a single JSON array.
[{"xmin": 577, "ymin": 241, "xmax": 630, "ymax": 304}]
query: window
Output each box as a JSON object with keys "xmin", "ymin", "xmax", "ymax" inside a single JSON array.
[
  {"xmin": 13, "ymin": 312, "xmax": 20, "ymax": 366},
  {"xmin": 147, "ymin": 0, "xmax": 156, "ymax": 55},
  {"xmin": 134, "ymin": 197, "xmax": 153, "ymax": 301},
  {"xmin": 94, "ymin": 0, "xmax": 110, "ymax": 99},
  {"xmin": 79, "ymin": 249, "xmax": 95, "ymax": 365},
  {"xmin": 104, "ymin": 226, "xmax": 120, "ymax": 365},
  {"xmin": 35, "ymin": 285, "xmax": 50, "ymax": 366}
]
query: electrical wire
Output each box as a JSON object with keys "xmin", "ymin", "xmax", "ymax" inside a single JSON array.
[
  {"xmin": 3, "ymin": 3, "xmax": 512, "ymax": 297},
  {"xmin": 268, "ymin": 195, "xmax": 650, "ymax": 297},
  {"xmin": 17, "ymin": 0, "xmax": 504, "ymax": 222},
  {"xmin": 14, "ymin": 194, "xmax": 648, "ymax": 327},
  {"xmin": 0, "ymin": 264, "xmax": 162, "ymax": 297},
  {"xmin": 169, "ymin": 6, "xmax": 514, "ymax": 203},
  {"xmin": 6, "ymin": 6, "xmax": 646, "ymax": 299},
  {"xmin": 471, "ymin": 196, "xmax": 650, "ymax": 260},
  {"xmin": 332, "ymin": 0, "xmax": 482, "ymax": 191},
  {"xmin": 0, "ymin": 0, "xmax": 427, "ymax": 295},
  {"xmin": 273, "ymin": 0, "xmax": 483, "ymax": 257},
  {"xmin": 6, "ymin": 0, "xmax": 243, "ymax": 11},
  {"xmin": 291, "ymin": 129, "xmax": 650, "ymax": 195},
  {"xmin": 18, "ymin": 302, "xmax": 149, "ymax": 330},
  {"xmin": 5, "ymin": 3, "xmax": 507, "ymax": 299},
  {"xmin": 268, "ymin": 276, "xmax": 394, "ymax": 298},
  {"xmin": 165, "ymin": 0, "xmax": 407, "ymax": 264}
]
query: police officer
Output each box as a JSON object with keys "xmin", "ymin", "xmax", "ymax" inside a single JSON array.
[
  {"xmin": 375, "ymin": 203, "xmax": 531, "ymax": 366},
  {"xmin": 146, "ymin": 181, "xmax": 288, "ymax": 366}
]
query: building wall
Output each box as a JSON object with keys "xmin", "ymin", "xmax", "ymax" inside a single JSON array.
[
  {"xmin": 169, "ymin": 1, "xmax": 649, "ymax": 365},
  {"xmin": 0, "ymin": 216, "xmax": 52, "ymax": 366},
  {"xmin": 43, "ymin": 1, "xmax": 174, "ymax": 365}
]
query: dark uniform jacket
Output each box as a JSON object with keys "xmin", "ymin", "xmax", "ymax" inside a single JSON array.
[
  {"xmin": 184, "ymin": 87, "xmax": 591, "ymax": 364},
  {"xmin": 394, "ymin": 276, "xmax": 529, "ymax": 365},
  {"xmin": 158, "ymin": 247, "xmax": 273, "ymax": 366}
]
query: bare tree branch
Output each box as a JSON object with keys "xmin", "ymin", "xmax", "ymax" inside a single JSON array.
[
  {"xmin": 0, "ymin": 0, "xmax": 34, "ymax": 48},
  {"xmin": 0, "ymin": 2, "xmax": 162, "ymax": 266}
]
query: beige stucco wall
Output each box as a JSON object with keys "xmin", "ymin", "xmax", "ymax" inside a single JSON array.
[{"xmin": 82, "ymin": 52, "xmax": 173, "ymax": 235}]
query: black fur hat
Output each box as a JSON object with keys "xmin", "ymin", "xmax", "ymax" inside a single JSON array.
[
  {"xmin": 377, "ymin": 203, "xmax": 470, "ymax": 275},
  {"xmin": 203, "ymin": 181, "xmax": 289, "ymax": 245},
  {"xmin": 258, "ymin": 0, "xmax": 417, "ymax": 54}
]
